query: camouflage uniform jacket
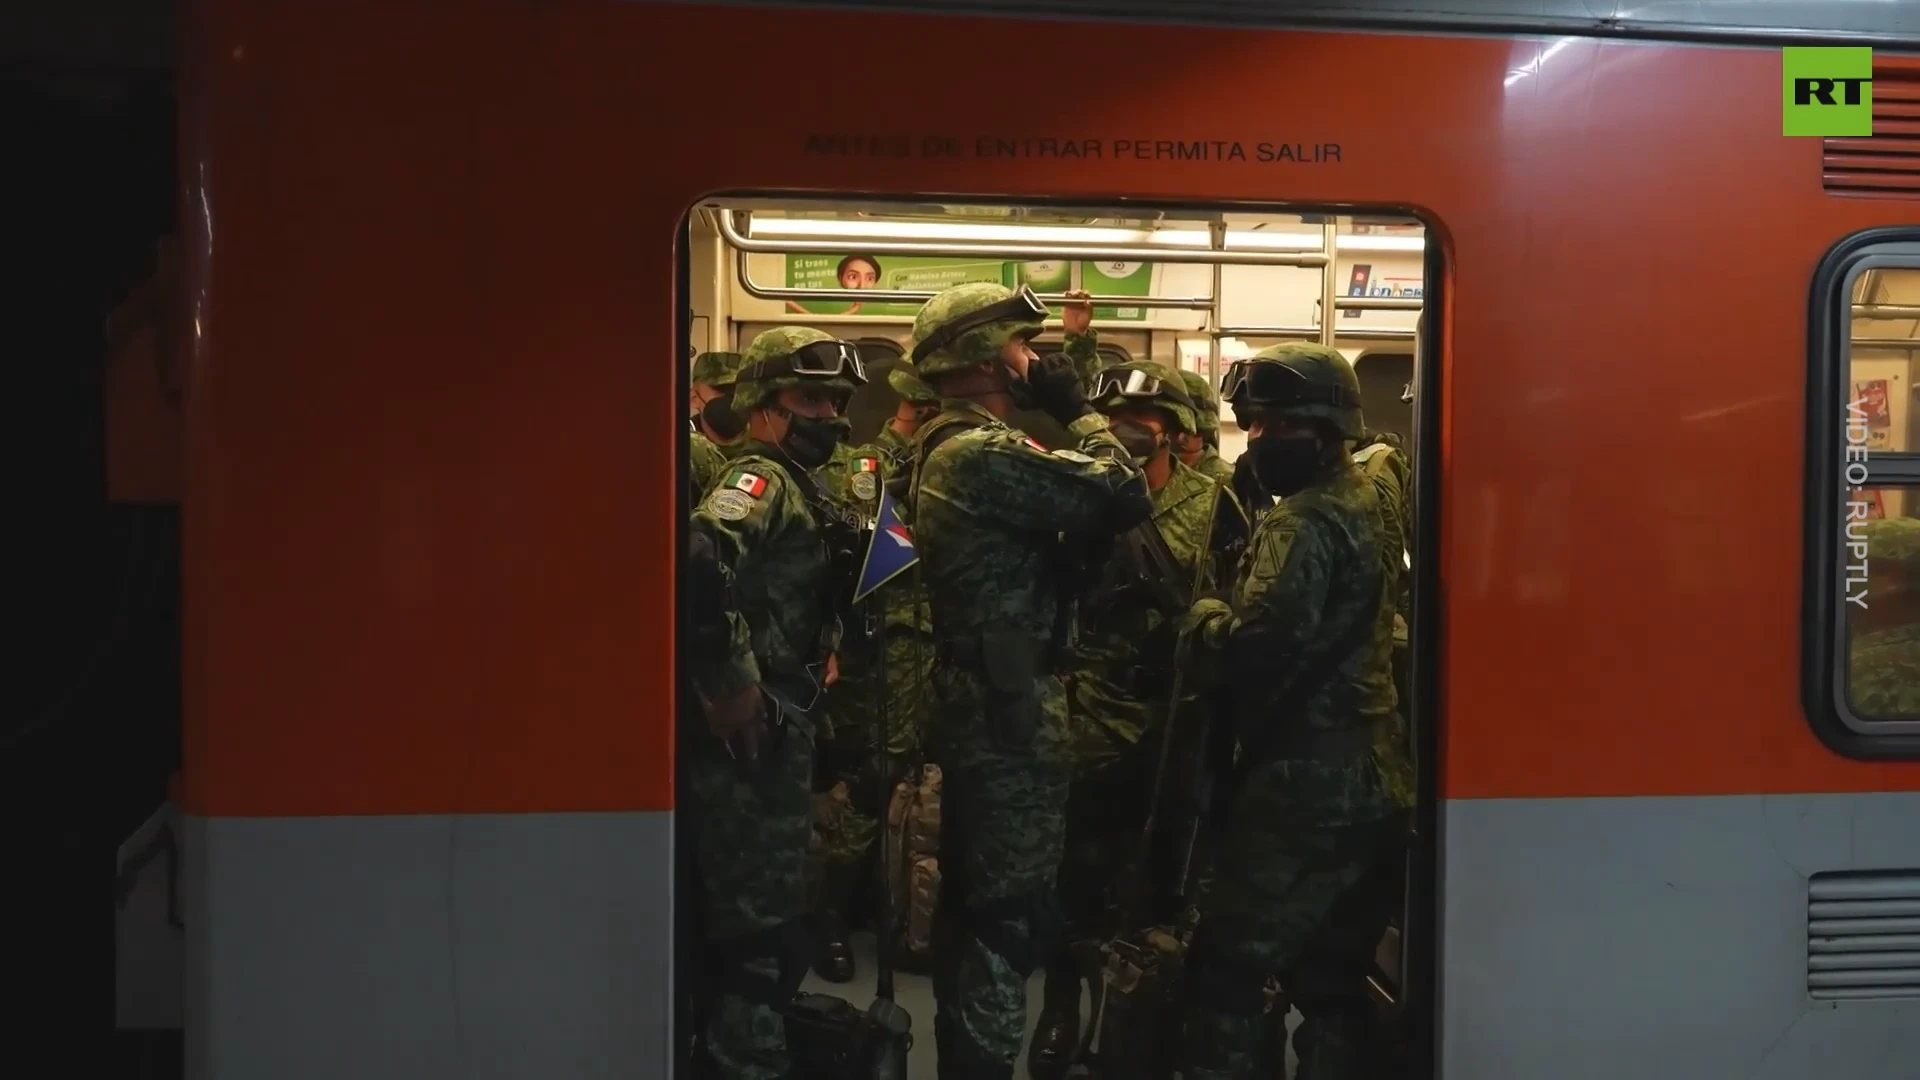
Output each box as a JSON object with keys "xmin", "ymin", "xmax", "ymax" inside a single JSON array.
[
  {"xmin": 1353, "ymin": 432, "xmax": 1413, "ymax": 616},
  {"xmin": 690, "ymin": 430, "xmax": 748, "ymax": 500},
  {"xmin": 1193, "ymin": 445, "xmax": 1237, "ymax": 487},
  {"xmin": 821, "ymin": 426, "xmax": 934, "ymax": 758},
  {"xmin": 1063, "ymin": 327, "xmax": 1108, "ymax": 387},
  {"xmin": 912, "ymin": 398, "xmax": 1151, "ymax": 682},
  {"xmin": 1190, "ymin": 460, "xmax": 1415, "ymax": 821},
  {"xmin": 688, "ymin": 444, "xmax": 844, "ymax": 709},
  {"xmin": 1067, "ymin": 460, "xmax": 1249, "ymax": 754}
]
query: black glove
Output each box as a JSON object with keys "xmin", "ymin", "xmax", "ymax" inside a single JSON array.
[
  {"xmin": 1025, "ymin": 351, "xmax": 1091, "ymax": 423},
  {"xmin": 1231, "ymin": 453, "xmax": 1274, "ymax": 517}
]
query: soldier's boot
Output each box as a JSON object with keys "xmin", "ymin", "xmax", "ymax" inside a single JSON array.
[
  {"xmin": 811, "ymin": 861, "xmax": 858, "ymax": 983},
  {"xmin": 1025, "ymin": 955, "xmax": 1082, "ymax": 1079}
]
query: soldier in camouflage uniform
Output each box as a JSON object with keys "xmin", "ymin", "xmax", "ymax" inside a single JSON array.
[
  {"xmin": 904, "ymin": 282, "xmax": 1152, "ymax": 1079},
  {"xmin": 1849, "ymin": 516, "xmax": 1920, "ymax": 719},
  {"xmin": 684, "ymin": 327, "xmax": 867, "ymax": 1080},
  {"xmin": 1172, "ymin": 343, "xmax": 1415, "ymax": 1080},
  {"xmin": 1028, "ymin": 362, "xmax": 1250, "ymax": 1077},
  {"xmin": 809, "ymin": 361, "xmax": 944, "ymax": 982},
  {"xmin": 690, "ymin": 350, "xmax": 751, "ymax": 498},
  {"xmin": 1177, "ymin": 368, "xmax": 1238, "ymax": 487},
  {"xmin": 1352, "ymin": 427, "xmax": 1415, "ymax": 737}
]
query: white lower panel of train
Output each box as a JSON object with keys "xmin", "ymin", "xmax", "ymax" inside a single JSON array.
[{"xmin": 152, "ymin": 793, "xmax": 1920, "ymax": 1078}]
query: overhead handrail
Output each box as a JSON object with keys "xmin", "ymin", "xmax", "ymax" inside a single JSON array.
[
  {"xmin": 1337, "ymin": 296, "xmax": 1424, "ymax": 311},
  {"xmin": 721, "ymin": 211, "xmax": 1331, "ymax": 268},
  {"xmin": 733, "ymin": 249, "xmax": 1214, "ymax": 309},
  {"xmin": 1217, "ymin": 325, "xmax": 1417, "ymax": 340},
  {"xmin": 1854, "ymin": 303, "xmax": 1920, "ymax": 320}
]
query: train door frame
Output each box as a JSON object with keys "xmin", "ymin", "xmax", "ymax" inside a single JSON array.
[
  {"xmin": 1407, "ymin": 271, "xmax": 1441, "ymax": 1076},
  {"xmin": 677, "ymin": 194, "xmax": 1446, "ymax": 1078}
]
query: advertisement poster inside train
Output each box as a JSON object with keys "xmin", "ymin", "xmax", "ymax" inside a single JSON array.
[
  {"xmin": 1344, "ymin": 264, "xmax": 1372, "ymax": 318},
  {"xmin": 1852, "ymin": 378, "xmax": 1892, "ymax": 450},
  {"xmin": 1076, "ymin": 260, "xmax": 1152, "ymax": 321},
  {"xmin": 784, "ymin": 255, "xmax": 1149, "ymax": 320}
]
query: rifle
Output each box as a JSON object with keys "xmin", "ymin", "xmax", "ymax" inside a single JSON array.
[
  {"xmin": 783, "ymin": 470, "xmax": 912, "ymax": 1080},
  {"xmin": 1082, "ymin": 488, "xmax": 1224, "ymax": 1080},
  {"xmin": 1114, "ymin": 515, "xmax": 1194, "ymax": 618}
]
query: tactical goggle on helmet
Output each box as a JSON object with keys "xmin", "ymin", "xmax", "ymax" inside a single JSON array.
[
  {"xmin": 741, "ymin": 338, "xmax": 870, "ymax": 384},
  {"xmin": 1219, "ymin": 358, "xmax": 1361, "ymax": 410},
  {"xmin": 1093, "ymin": 367, "xmax": 1169, "ymax": 400},
  {"xmin": 909, "ymin": 284, "xmax": 1050, "ymax": 364}
]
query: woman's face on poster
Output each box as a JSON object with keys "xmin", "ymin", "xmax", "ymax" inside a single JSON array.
[{"xmin": 839, "ymin": 260, "xmax": 879, "ymax": 289}]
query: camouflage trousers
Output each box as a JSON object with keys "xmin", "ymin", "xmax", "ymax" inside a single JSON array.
[
  {"xmin": 927, "ymin": 660, "xmax": 1072, "ymax": 1074},
  {"xmin": 683, "ymin": 712, "xmax": 816, "ymax": 1080},
  {"xmin": 1056, "ymin": 723, "xmax": 1166, "ymax": 945},
  {"xmin": 1057, "ymin": 671, "xmax": 1215, "ymax": 945},
  {"xmin": 1178, "ymin": 776, "xmax": 1408, "ymax": 1080},
  {"xmin": 815, "ymin": 626, "xmax": 932, "ymax": 871}
]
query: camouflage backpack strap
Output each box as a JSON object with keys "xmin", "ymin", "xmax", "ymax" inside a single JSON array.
[
  {"xmin": 1351, "ymin": 440, "xmax": 1397, "ymax": 466},
  {"xmin": 771, "ymin": 454, "xmax": 869, "ymax": 688},
  {"xmin": 906, "ymin": 409, "xmax": 989, "ymax": 515}
]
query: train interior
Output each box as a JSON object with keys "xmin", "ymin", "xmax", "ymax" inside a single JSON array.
[
  {"xmin": 683, "ymin": 199, "xmax": 1431, "ymax": 1078},
  {"xmin": 1851, "ymin": 267, "xmax": 1920, "ymax": 523}
]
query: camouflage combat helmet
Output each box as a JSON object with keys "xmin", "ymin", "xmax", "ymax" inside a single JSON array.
[
  {"xmin": 1178, "ymin": 369, "xmax": 1221, "ymax": 436},
  {"xmin": 1092, "ymin": 360, "xmax": 1200, "ymax": 435},
  {"xmin": 690, "ymin": 350, "xmax": 745, "ymax": 389},
  {"xmin": 909, "ymin": 282, "xmax": 1048, "ymax": 377},
  {"xmin": 1224, "ymin": 342, "xmax": 1365, "ymax": 441},
  {"xmin": 731, "ymin": 327, "xmax": 867, "ymax": 410},
  {"xmin": 888, "ymin": 359, "xmax": 940, "ymax": 405}
]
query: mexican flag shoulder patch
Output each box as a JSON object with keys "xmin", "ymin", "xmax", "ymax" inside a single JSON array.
[{"xmin": 725, "ymin": 470, "xmax": 768, "ymax": 498}]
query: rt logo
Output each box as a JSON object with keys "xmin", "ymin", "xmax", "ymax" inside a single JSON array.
[{"xmin": 1783, "ymin": 46, "xmax": 1872, "ymax": 136}]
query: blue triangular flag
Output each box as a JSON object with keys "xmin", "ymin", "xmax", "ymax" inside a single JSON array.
[{"xmin": 852, "ymin": 482, "xmax": 918, "ymax": 604}]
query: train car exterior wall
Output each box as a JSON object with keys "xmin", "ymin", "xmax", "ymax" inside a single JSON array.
[{"xmin": 178, "ymin": 1, "xmax": 1920, "ymax": 1077}]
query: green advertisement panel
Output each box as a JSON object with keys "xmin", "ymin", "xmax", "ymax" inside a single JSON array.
[
  {"xmin": 783, "ymin": 255, "xmax": 1151, "ymax": 321},
  {"xmin": 1078, "ymin": 260, "xmax": 1153, "ymax": 320}
]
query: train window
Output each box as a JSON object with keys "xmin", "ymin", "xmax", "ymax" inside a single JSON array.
[
  {"xmin": 1806, "ymin": 234, "xmax": 1920, "ymax": 755},
  {"xmin": 1353, "ymin": 352, "xmax": 1412, "ymax": 444},
  {"xmin": 844, "ymin": 337, "xmax": 906, "ymax": 445},
  {"xmin": 1844, "ymin": 486, "xmax": 1918, "ymax": 723}
]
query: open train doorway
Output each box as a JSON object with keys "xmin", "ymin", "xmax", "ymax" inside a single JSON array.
[{"xmin": 679, "ymin": 197, "xmax": 1436, "ymax": 1080}]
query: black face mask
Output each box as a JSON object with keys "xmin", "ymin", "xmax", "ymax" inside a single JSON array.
[
  {"xmin": 701, "ymin": 394, "xmax": 748, "ymax": 441},
  {"xmin": 1108, "ymin": 419, "xmax": 1163, "ymax": 462},
  {"xmin": 1247, "ymin": 434, "xmax": 1327, "ymax": 497},
  {"xmin": 777, "ymin": 411, "xmax": 850, "ymax": 469}
]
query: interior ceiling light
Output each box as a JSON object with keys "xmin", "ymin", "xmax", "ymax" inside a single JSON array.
[{"xmin": 743, "ymin": 215, "xmax": 1424, "ymax": 253}]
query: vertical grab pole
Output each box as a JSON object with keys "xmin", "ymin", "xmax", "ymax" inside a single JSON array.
[
  {"xmin": 1319, "ymin": 219, "xmax": 1339, "ymax": 347},
  {"xmin": 1207, "ymin": 220, "xmax": 1225, "ymax": 389}
]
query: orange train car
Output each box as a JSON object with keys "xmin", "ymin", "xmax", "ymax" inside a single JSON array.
[{"xmin": 147, "ymin": 0, "xmax": 1920, "ymax": 1077}]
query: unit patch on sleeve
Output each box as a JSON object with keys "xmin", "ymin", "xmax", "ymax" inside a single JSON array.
[
  {"xmin": 708, "ymin": 489, "xmax": 755, "ymax": 521},
  {"xmin": 725, "ymin": 470, "xmax": 769, "ymax": 498},
  {"xmin": 850, "ymin": 472, "xmax": 878, "ymax": 501}
]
